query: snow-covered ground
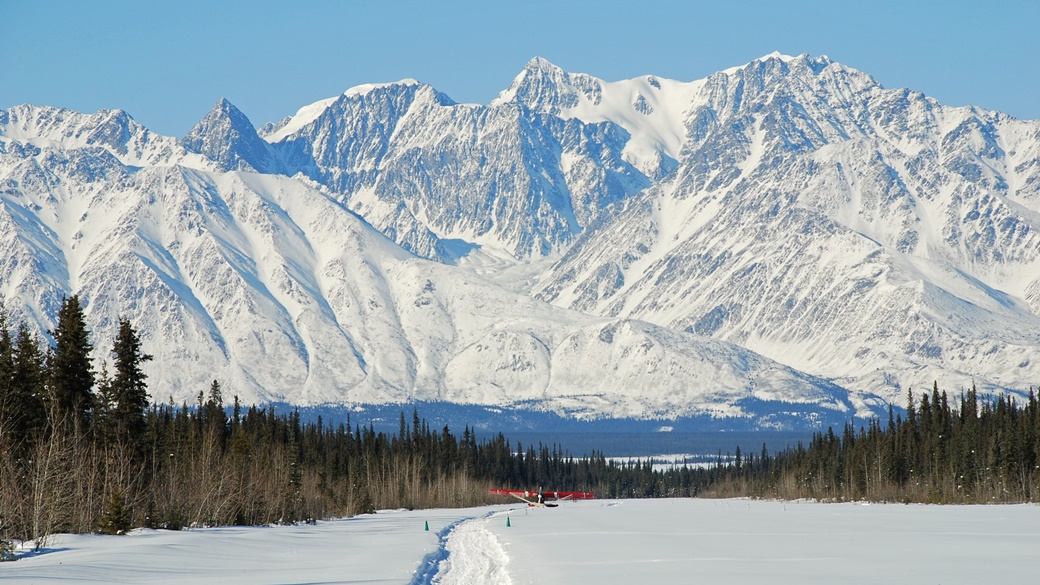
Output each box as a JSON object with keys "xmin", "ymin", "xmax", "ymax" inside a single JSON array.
[
  {"xmin": 0, "ymin": 507, "xmax": 484, "ymax": 585},
  {"xmin": 474, "ymin": 499, "xmax": 1040, "ymax": 584},
  {"xmin": 3, "ymin": 500, "xmax": 1039, "ymax": 584}
]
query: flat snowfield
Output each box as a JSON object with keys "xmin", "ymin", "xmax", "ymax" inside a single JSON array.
[
  {"xmin": 3, "ymin": 499, "xmax": 1039, "ymax": 584},
  {"xmin": 476, "ymin": 499, "xmax": 1040, "ymax": 584},
  {"xmin": 0, "ymin": 507, "xmax": 480, "ymax": 585}
]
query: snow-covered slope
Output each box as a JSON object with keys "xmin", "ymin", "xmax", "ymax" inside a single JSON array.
[
  {"xmin": 533, "ymin": 53, "xmax": 1040, "ymax": 402},
  {"xmin": 0, "ymin": 106, "xmax": 862, "ymax": 424},
  {"xmin": 492, "ymin": 56, "xmax": 701, "ymax": 180}
]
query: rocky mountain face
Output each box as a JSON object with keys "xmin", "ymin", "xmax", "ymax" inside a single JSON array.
[
  {"xmin": 257, "ymin": 76, "xmax": 651, "ymax": 262},
  {"xmin": 531, "ymin": 54, "xmax": 1040, "ymax": 403},
  {"xmin": 181, "ymin": 98, "xmax": 285, "ymax": 175},
  {"xmin": 1, "ymin": 52, "xmax": 1037, "ymax": 427}
]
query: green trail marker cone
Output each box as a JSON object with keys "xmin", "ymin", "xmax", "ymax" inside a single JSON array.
[
  {"xmin": 506, "ymin": 516, "xmax": 511, "ymax": 527},
  {"xmin": 424, "ymin": 520, "xmax": 429, "ymax": 531}
]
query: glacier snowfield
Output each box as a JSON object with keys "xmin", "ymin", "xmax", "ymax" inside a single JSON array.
[{"xmin": 3, "ymin": 499, "xmax": 1039, "ymax": 584}]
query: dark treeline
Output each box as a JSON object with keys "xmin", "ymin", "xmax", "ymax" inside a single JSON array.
[
  {"xmin": 2, "ymin": 297, "xmax": 1039, "ymax": 554},
  {"xmin": 457, "ymin": 384, "xmax": 1040, "ymax": 504},
  {"xmin": 699, "ymin": 384, "xmax": 1040, "ymax": 503}
]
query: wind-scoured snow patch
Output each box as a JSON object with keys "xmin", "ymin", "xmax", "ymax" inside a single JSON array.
[
  {"xmin": 345, "ymin": 78, "xmax": 421, "ymax": 98},
  {"xmin": 259, "ymin": 96, "xmax": 338, "ymax": 142}
]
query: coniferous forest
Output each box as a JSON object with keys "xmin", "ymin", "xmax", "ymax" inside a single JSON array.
[{"xmin": 1, "ymin": 297, "xmax": 1039, "ymax": 552}]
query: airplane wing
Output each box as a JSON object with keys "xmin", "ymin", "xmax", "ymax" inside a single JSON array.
[
  {"xmin": 488, "ymin": 489, "xmax": 537, "ymax": 505},
  {"xmin": 489, "ymin": 489, "xmax": 536, "ymax": 498},
  {"xmin": 488, "ymin": 489, "xmax": 595, "ymax": 501},
  {"xmin": 546, "ymin": 491, "xmax": 595, "ymax": 501}
]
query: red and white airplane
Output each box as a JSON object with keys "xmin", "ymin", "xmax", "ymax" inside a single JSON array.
[{"xmin": 489, "ymin": 488, "xmax": 595, "ymax": 507}]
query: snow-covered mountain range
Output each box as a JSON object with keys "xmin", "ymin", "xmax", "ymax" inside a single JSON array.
[
  {"xmin": 528, "ymin": 53, "xmax": 1040, "ymax": 404},
  {"xmin": 2, "ymin": 52, "xmax": 1037, "ymax": 427}
]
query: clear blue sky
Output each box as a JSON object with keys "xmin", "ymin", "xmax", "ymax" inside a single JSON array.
[{"xmin": 2, "ymin": 0, "xmax": 1038, "ymax": 137}]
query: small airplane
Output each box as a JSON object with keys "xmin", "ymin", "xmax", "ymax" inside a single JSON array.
[{"xmin": 488, "ymin": 488, "xmax": 595, "ymax": 507}]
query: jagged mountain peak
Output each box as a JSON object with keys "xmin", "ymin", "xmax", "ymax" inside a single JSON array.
[
  {"xmin": 0, "ymin": 103, "xmax": 137, "ymax": 142},
  {"xmin": 186, "ymin": 97, "xmax": 255, "ymax": 135},
  {"xmin": 515, "ymin": 56, "xmax": 571, "ymax": 84},
  {"xmin": 261, "ymin": 78, "xmax": 454, "ymax": 145},
  {"xmin": 525, "ymin": 55, "xmax": 561, "ymax": 70},
  {"xmin": 743, "ymin": 51, "xmax": 829, "ymax": 66},
  {"xmin": 0, "ymin": 102, "xmax": 192, "ymax": 168},
  {"xmin": 712, "ymin": 51, "xmax": 858, "ymax": 88},
  {"xmin": 497, "ymin": 52, "xmax": 848, "ymax": 116},
  {"xmin": 212, "ymin": 96, "xmax": 240, "ymax": 113},
  {"xmin": 343, "ymin": 77, "xmax": 421, "ymax": 97},
  {"xmin": 493, "ymin": 56, "xmax": 601, "ymax": 114},
  {"xmin": 342, "ymin": 78, "xmax": 457, "ymax": 110},
  {"xmin": 509, "ymin": 56, "xmax": 569, "ymax": 83},
  {"xmin": 181, "ymin": 98, "xmax": 282, "ymax": 173}
]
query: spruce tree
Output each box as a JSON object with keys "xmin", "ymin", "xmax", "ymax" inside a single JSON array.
[
  {"xmin": 10, "ymin": 325, "xmax": 47, "ymax": 445},
  {"xmin": 204, "ymin": 380, "xmax": 226, "ymax": 439},
  {"xmin": 94, "ymin": 362, "xmax": 116, "ymax": 445},
  {"xmin": 49, "ymin": 295, "xmax": 95, "ymax": 434},
  {"xmin": 110, "ymin": 318, "xmax": 152, "ymax": 445},
  {"xmin": 97, "ymin": 489, "xmax": 132, "ymax": 535}
]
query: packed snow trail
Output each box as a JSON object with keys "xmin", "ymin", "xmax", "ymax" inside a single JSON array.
[
  {"xmin": 430, "ymin": 511, "xmax": 513, "ymax": 585},
  {"xmin": 409, "ymin": 518, "xmax": 469, "ymax": 585}
]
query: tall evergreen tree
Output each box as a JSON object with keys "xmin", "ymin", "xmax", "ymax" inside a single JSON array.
[
  {"xmin": 203, "ymin": 380, "xmax": 226, "ymax": 439},
  {"xmin": 10, "ymin": 325, "xmax": 47, "ymax": 446},
  {"xmin": 49, "ymin": 295, "xmax": 95, "ymax": 434},
  {"xmin": 110, "ymin": 318, "xmax": 152, "ymax": 444},
  {"xmin": 94, "ymin": 361, "xmax": 116, "ymax": 445}
]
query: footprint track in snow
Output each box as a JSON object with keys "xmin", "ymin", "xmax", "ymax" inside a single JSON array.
[{"xmin": 433, "ymin": 513, "xmax": 512, "ymax": 585}]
